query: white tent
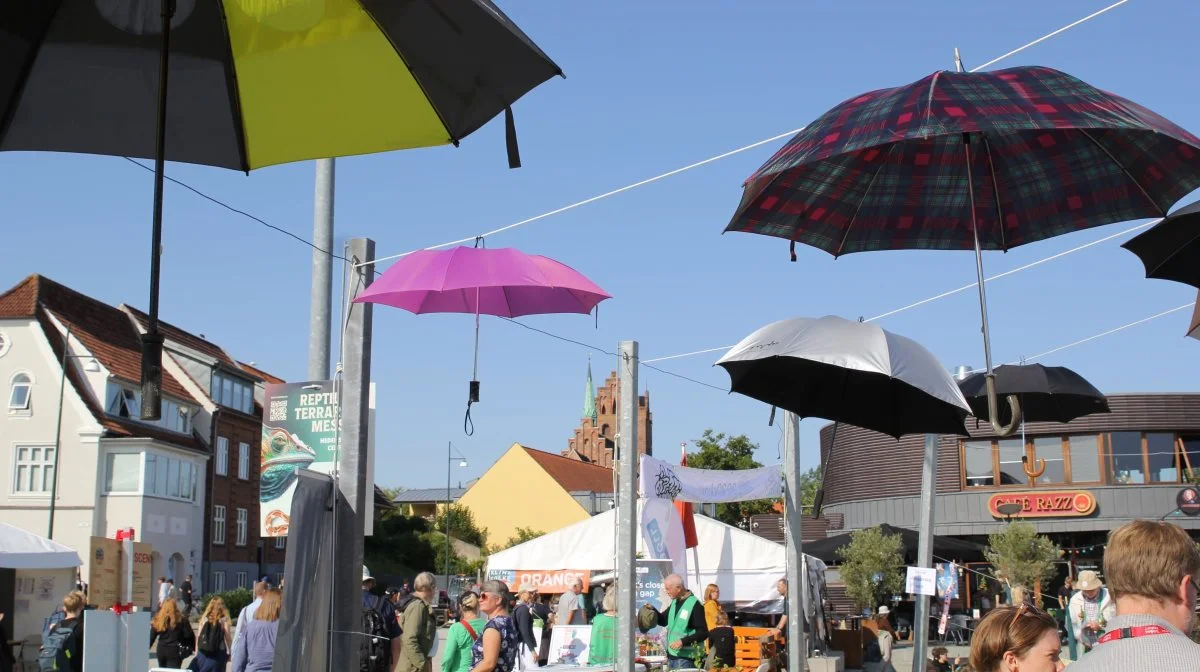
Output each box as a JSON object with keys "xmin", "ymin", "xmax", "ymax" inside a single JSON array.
[
  {"xmin": 486, "ymin": 506, "xmax": 825, "ymax": 611},
  {"xmin": 0, "ymin": 523, "xmax": 81, "ymax": 569}
]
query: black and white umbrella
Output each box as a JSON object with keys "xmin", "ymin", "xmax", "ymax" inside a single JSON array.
[
  {"xmin": 716, "ymin": 316, "xmax": 971, "ymax": 438},
  {"xmin": 956, "ymin": 363, "xmax": 1110, "ymax": 426}
]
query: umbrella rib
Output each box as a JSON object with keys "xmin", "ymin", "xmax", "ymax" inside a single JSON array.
[
  {"xmin": 0, "ymin": 4, "xmax": 65, "ymax": 147},
  {"xmin": 214, "ymin": 1, "xmax": 251, "ymax": 172},
  {"xmin": 982, "ymin": 134, "xmax": 1007, "ymax": 251},
  {"xmin": 835, "ymin": 144, "xmax": 897, "ymax": 257},
  {"xmin": 1077, "ymin": 129, "xmax": 1165, "ymax": 216}
]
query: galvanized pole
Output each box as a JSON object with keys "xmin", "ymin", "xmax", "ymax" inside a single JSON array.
[
  {"xmin": 782, "ymin": 412, "xmax": 805, "ymax": 670},
  {"xmin": 615, "ymin": 341, "xmax": 639, "ymax": 672},
  {"xmin": 309, "ymin": 158, "xmax": 335, "ymax": 380},
  {"xmin": 332, "ymin": 237, "xmax": 374, "ymax": 668},
  {"xmin": 47, "ymin": 324, "xmax": 72, "ymax": 539},
  {"xmin": 911, "ymin": 433, "xmax": 938, "ymax": 672}
]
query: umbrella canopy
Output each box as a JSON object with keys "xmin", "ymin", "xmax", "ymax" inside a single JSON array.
[
  {"xmin": 802, "ymin": 524, "xmax": 985, "ymax": 565},
  {"xmin": 354, "ymin": 247, "xmax": 611, "ymax": 317},
  {"xmin": 723, "ymin": 64, "xmax": 1200, "ymax": 437},
  {"xmin": 1189, "ymin": 292, "xmax": 1200, "ymax": 341},
  {"xmin": 716, "ymin": 316, "xmax": 971, "ymax": 438},
  {"xmin": 1, "ymin": 0, "xmax": 563, "ymax": 170},
  {"xmin": 1122, "ymin": 200, "xmax": 1200, "ymax": 290},
  {"xmin": 957, "ymin": 364, "xmax": 1110, "ymax": 425}
]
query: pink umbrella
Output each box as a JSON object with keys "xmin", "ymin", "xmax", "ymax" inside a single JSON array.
[{"xmin": 355, "ymin": 246, "xmax": 612, "ymax": 433}]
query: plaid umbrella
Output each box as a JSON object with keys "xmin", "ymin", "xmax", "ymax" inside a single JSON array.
[{"xmin": 726, "ymin": 64, "xmax": 1200, "ymax": 435}]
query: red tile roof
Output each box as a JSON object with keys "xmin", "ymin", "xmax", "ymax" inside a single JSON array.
[
  {"xmin": 239, "ymin": 361, "xmax": 285, "ymax": 385},
  {"xmin": 0, "ymin": 275, "xmax": 205, "ymax": 452},
  {"xmin": 523, "ymin": 446, "xmax": 614, "ymax": 493},
  {"xmin": 122, "ymin": 305, "xmax": 238, "ymax": 368}
]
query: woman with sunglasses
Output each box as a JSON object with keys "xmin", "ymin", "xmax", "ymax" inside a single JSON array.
[
  {"xmin": 970, "ymin": 604, "xmax": 1063, "ymax": 672},
  {"xmin": 443, "ymin": 593, "xmax": 487, "ymax": 672},
  {"xmin": 470, "ymin": 581, "xmax": 520, "ymax": 672}
]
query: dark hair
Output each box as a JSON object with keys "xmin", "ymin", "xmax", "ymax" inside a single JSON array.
[
  {"xmin": 970, "ymin": 605, "xmax": 1058, "ymax": 672},
  {"xmin": 930, "ymin": 647, "xmax": 949, "ymax": 660}
]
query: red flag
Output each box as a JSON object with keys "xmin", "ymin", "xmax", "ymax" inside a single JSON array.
[{"xmin": 677, "ymin": 443, "xmax": 699, "ymax": 549}]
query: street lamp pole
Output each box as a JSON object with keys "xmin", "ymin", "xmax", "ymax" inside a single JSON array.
[
  {"xmin": 48, "ymin": 325, "xmax": 100, "ymax": 539},
  {"xmin": 445, "ymin": 442, "xmax": 467, "ymax": 594}
]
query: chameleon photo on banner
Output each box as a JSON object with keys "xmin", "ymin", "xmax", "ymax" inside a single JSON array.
[{"xmin": 260, "ymin": 381, "xmax": 338, "ymax": 537}]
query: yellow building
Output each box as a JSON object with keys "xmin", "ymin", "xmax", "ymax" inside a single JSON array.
[{"xmin": 458, "ymin": 443, "xmax": 615, "ymax": 548}]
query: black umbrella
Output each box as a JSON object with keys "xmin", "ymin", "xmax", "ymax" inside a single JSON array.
[
  {"xmin": 956, "ymin": 364, "xmax": 1110, "ymax": 426},
  {"xmin": 803, "ymin": 524, "xmax": 986, "ymax": 565},
  {"xmin": 1122, "ymin": 200, "xmax": 1200, "ymax": 289}
]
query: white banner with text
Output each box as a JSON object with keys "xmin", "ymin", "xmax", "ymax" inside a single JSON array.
[{"xmin": 639, "ymin": 455, "xmax": 781, "ymax": 503}]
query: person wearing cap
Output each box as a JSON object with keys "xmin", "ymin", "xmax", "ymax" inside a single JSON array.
[
  {"xmin": 512, "ymin": 583, "xmax": 543, "ymax": 667},
  {"xmin": 1068, "ymin": 569, "xmax": 1115, "ymax": 654},
  {"xmin": 875, "ymin": 605, "xmax": 900, "ymax": 672},
  {"xmin": 363, "ymin": 566, "xmax": 402, "ymax": 669}
]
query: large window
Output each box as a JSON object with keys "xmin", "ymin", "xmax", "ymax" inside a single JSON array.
[
  {"xmin": 215, "ymin": 437, "xmax": 229, "ymax": 476},
  {"xmin": 1112, "ymin": 432, "xmax": 1147, "ymax": 484},
  {"xmin": 1147, "ymin": 433, "xmax": 1177, "ymax": 483},
  {"xmin": 212, "ymin": 372, "xmax": 254, "ymax": 414},
  {"xmin": 104, "ymin": 384, "xmax": 191, "ymax": 434},
  {"xmin": 1033, "ymin": 437, "xmax": 1066, "ymax": 485},
  {"xmin": 144, "ymin": 454, "xmax": 197, "ymax": 502},
  {"xmin": 12, "ymin": 446, "xmax": 54, "ymax": 494},
  {"xmin": 962, "ymin": 434, "xmax": 1104, "ymax": 487},
  {"xmin": 1181, "ymin": 435, "xmax": 1200, "ymax": 481},
  {"xmin": 1066, "ymin": 435, "xmax": 1102, "ymax": 483},
  {"xmin": 238, "ymin": 442, "xmax": 250, "ymax": 480},
  {"xmin": 105, "ymin": 453, "xmax": 140, "ymax": 493},
  {"xmin": 235, "ymin": 508, "xmax": 248, "ymax": 546},
  {"xmin": 997, "ymin": 439, "xmax": 1028, "ymax": 486},
  {"xmin": 9, "ymin": 372, "xmax": 32, "ymax": 411},
  {"xmin": 964, "ymin": 441, "xmax": 994, "ymax": 487},
  {"xmin": 213, "ymin": 505, "xmax": 226, "ymax": 545}
]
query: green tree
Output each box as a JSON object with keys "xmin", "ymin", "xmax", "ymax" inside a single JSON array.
[
  {"xmin": 986, "ymin": 522, "xmax": 1061, "ymax": 598},
  {"xmin": 687, "ymin": 430, "xmax": 776, "ymax": 525},
  {"xmin": 836, "ymin": 527, "xmax": 905, "ymax": 613},
  {"xmin": 501, "ymin": 527, "xmax": 545, "ymax": 550},
  {"xmin": 798, "ymin": 467, "xmax": 821, "ymax": 510},
  {"xmin": 364, "ymin": 514, "xmax": 436, "ymax": 578},
  {"xmin": 435, "ymin": 504, "xmax": 488, "ymax": 549}
]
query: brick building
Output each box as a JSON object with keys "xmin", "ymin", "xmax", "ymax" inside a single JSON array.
[{"xmin": 563, "ymin": 359, "xmax": 652, "ymax": 466}]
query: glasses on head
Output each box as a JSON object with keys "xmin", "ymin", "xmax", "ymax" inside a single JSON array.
[{"xmin": 1007, "ymin": 602, "xmax": 1048, "ymax": 628}]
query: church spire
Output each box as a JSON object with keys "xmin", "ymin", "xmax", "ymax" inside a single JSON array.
[{"xmin": 582, "ymin": 355, "xmax": 597, "ymax": 423}]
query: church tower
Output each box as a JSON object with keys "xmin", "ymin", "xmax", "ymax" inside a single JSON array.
[{"xmin": 564, "ymin": 357, "xmax": 652, "ymax": 466}]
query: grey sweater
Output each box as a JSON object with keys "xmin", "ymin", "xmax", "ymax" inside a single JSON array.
[
  {"xmin": 1067, "ymin": 614, "xmax": 1200, "ymax": 672},
  {"xmin": 231, "ymin": 619, "xmax": 278, "ymax": 672}
]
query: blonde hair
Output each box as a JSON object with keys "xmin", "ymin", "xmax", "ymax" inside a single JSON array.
[
  {"xmin": 152, "ymin": 599, "xmax": 182, "ymax": 631},
  {"xmin": 704, "ymin": 584, "xmax": 720, "ymax": 602},
  {"xmin": 62, "ymin": 591, "xmax": 85, "ymax": 615},
  {"xmin": 714, "ymin": 610, "xmax": 730, "ymax": 626},
  {"xmin": 460, "ymin": 592, "xmax": 480, "ymax": 615},
  {"xmin": 203, "ymin": 596, "xmax": 229, "ymax": 626},
  {"xmin": 1105, "ymin": 520, "xmax": 1200, "ymax": 603},
  {"xmin": 256, "ymin": 589, "xmax": 282, "ymax": 622},
  {"xmin": 969, "ymin": 606, "xmax": 1057, "ymax": 672},
  {"xmin": 602, "ymin": 589, "xmax": 617, "ymax": 613}
]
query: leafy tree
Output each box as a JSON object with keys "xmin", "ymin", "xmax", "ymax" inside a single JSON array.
[
  {"xmin": 501, "ymin": 527, "xmax": 545, "ymax": 550},
  {"xmin": 365, "ymin": 514, "xmax": 435, "ymax": 577},
  {"xmin": 798, "ymin": 467, "xmax": 821, "ymax": 510},
  {"xmin": 686, "ymin": 430, "xmax": 775, "ymax": 525},
  {"xmin": 435, "ymin": 504, "xmax": 488, "ymax": 549},
  {"xmin": 425, "ymin": 531, "xmax": 480, "ymax": 576},
  {"xmin": 986, "ymin": 522, "xmax": 1061, "ymax": 599},
  {"xmin": 836, "ymin": 527, "xmax": 905, "ymax": 613}
]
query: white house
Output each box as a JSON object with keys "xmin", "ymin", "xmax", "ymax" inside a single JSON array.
[{"xmin": 0, "ymin": 275, "xmax": 208, "ymax": 604}]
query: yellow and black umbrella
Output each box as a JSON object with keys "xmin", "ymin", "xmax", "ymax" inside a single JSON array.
[{"xmin": 1, "ymin": 0, "xmax": 562, "ymax": 408}]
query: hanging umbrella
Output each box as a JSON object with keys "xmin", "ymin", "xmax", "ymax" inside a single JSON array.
[
  {"xmin": 1189, "ymin": 292, "xmax": 1200, "ymax": 341},
  {"xmin": 957, "ymin": 364, "xmax": 1110, "ymax": 425},
  {"xmin": 1122, "ymin": 200, "xmax": 1200, "ymax": 289},
  {"xmin": 354, "ymin": 245, "xmax": 611, "ymax": 433},
  {"xmin": 724, "ymin": 62, "xmax": 1200, "ymax": 437},
  {"xmin": 1, "ymin": 0, "xmax": 562, "ymax": 418},
  {"xmin": 715, "ymin": 316, "xmax": 971, "ymax": 438}
]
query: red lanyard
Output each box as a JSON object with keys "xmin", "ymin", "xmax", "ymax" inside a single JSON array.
[{"xmin": 1097, "ymin": 625, "xmax": 1172, "ymax": 645}]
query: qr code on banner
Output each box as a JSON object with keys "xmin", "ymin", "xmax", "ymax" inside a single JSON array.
[{"xmin": 269, "ymin": 397, "xmax": 288, "ymax": 422}]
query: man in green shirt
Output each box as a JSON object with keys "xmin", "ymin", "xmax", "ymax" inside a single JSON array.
[{"xmin": 647, "ymin": 575, "xmax": 709, "ymax": 669}]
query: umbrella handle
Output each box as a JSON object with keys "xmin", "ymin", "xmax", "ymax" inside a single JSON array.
[
  {"xmin": 985, "ymin": 375, "xmax": 1022, "ymax": 437},
  {"xmin": 1022, "ymin": 455, "xmax": 1046, "ymax": 479}
]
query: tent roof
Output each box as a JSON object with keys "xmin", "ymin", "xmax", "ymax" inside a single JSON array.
[{"xmin": 0, "ymin": 523, "xmax": 82, "ymax": 569}]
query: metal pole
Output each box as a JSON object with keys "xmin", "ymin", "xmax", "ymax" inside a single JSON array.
[
  {"xmin": 47, "ymin": 324, "xmax": 71, "ymax": 539},
  {"xmin": 140, "ymin": 0, "xmax": 175, "ymax": 422},
  {"xmin": 782, "ymin": 412, "xmax": 805, "ymax": 670},
  {"xmin": 446, "ymin": 442, "xmax": 452, "ymax": 591},
  {"xmin": 309, "ymin": 158, "xmax": 335, "ymax": 380},
  {"xmin": 911, "ymin": 433, "xmax": 938, "ymax": 672},
  {"xmin": 615, "ymin": 341, "xmax": 639, "ymax": 672},
  {"xmin": 332, "ymin": 237, "xmax": 374, "ymax": 668}
]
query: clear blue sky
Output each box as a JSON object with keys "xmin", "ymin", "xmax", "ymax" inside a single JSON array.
[{"xmin": 2, "ymin": 1, "xmax": 1198, "ymax": 490}]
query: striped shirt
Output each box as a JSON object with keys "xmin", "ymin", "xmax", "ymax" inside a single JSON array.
[{"xmin": 1067, "ymin": 614, "xmax": 1200, "ymax": 672}]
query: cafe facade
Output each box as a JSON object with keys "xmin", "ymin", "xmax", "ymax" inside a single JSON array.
[{"xmin": 818, "ymin": 393, "xmax": 1200, "ymax": 604}]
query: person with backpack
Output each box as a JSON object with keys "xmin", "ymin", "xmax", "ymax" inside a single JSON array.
[
  {"xmin": 443, "ymin": 592, "xmax": 486, "ymax": 672},
  {"xmin": 149, "ymin": 598, "xmax": 195, "ymax": 668},
  {"xmin": 40, "ymin": 591, "xmax": 85, "ymax": 672},
  {"xmin": 512, "ymin": 584, "xmax": 544, "ymax": 669},
  {"xmin": 361, "ymin": 567, "xmax": 401, "ymax": 672},
  {"xmin": 398, "ymin": 572, "xmax": 438, "ymax": 672},
  {"xmin": 189, "ymin": 596, "xmax": 233, "ymax": 672}
]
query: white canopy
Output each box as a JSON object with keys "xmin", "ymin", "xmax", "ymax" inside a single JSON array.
[
  {"xmin": 0, "ymin": 523, "xmax": 82, "ymax": 569},
  {"xmin": 486, "ymin": 506, "xmax": 825, "ymax": 611}
]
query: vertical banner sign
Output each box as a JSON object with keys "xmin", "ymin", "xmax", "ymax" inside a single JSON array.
[
  {"xmin": 639, "ymin": 498, "xmax": 687, "ymax": 578},
  {"xmin": 261, "ymin": 381, "xmax": 339, "ymax": 536},
  {"xmin": 936, "ymin": 562, "xmax": 958, "ymax": 636},
  {"xmin": 130, "ymin": 542, "xmax": 153, "ymax": 606}
]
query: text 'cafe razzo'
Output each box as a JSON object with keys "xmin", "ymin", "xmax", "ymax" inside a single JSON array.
[{"xmin": 817, "ymin": 392, "xmax": 1200, "ymax": 609}]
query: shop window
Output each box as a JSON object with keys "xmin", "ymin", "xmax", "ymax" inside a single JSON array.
[
  {"xmin": 963, "ymin": 441, "xmax": 994, "ymax": 487},
  {"xmin": 1066, "ymin": 435, "xmax": 1101, "ymax": 483},
  {"xmin": 1111, "ymin": 432, "xmax": 1145, "ymax": 484},
  {"xmin": 997, "ymin": 439, "xmax": 1028, "ymax": 486},
  {"xmin": 1147, "ymin": 433, "xmax": 1178, "ymax": 483},
  {"xmin": 1032, "ymin": 437, "xmax": 1065, "ymax": 485},
  {"xmin": 1180, "ymin": 435, "xmax": 1200, "ymax": 482}
]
